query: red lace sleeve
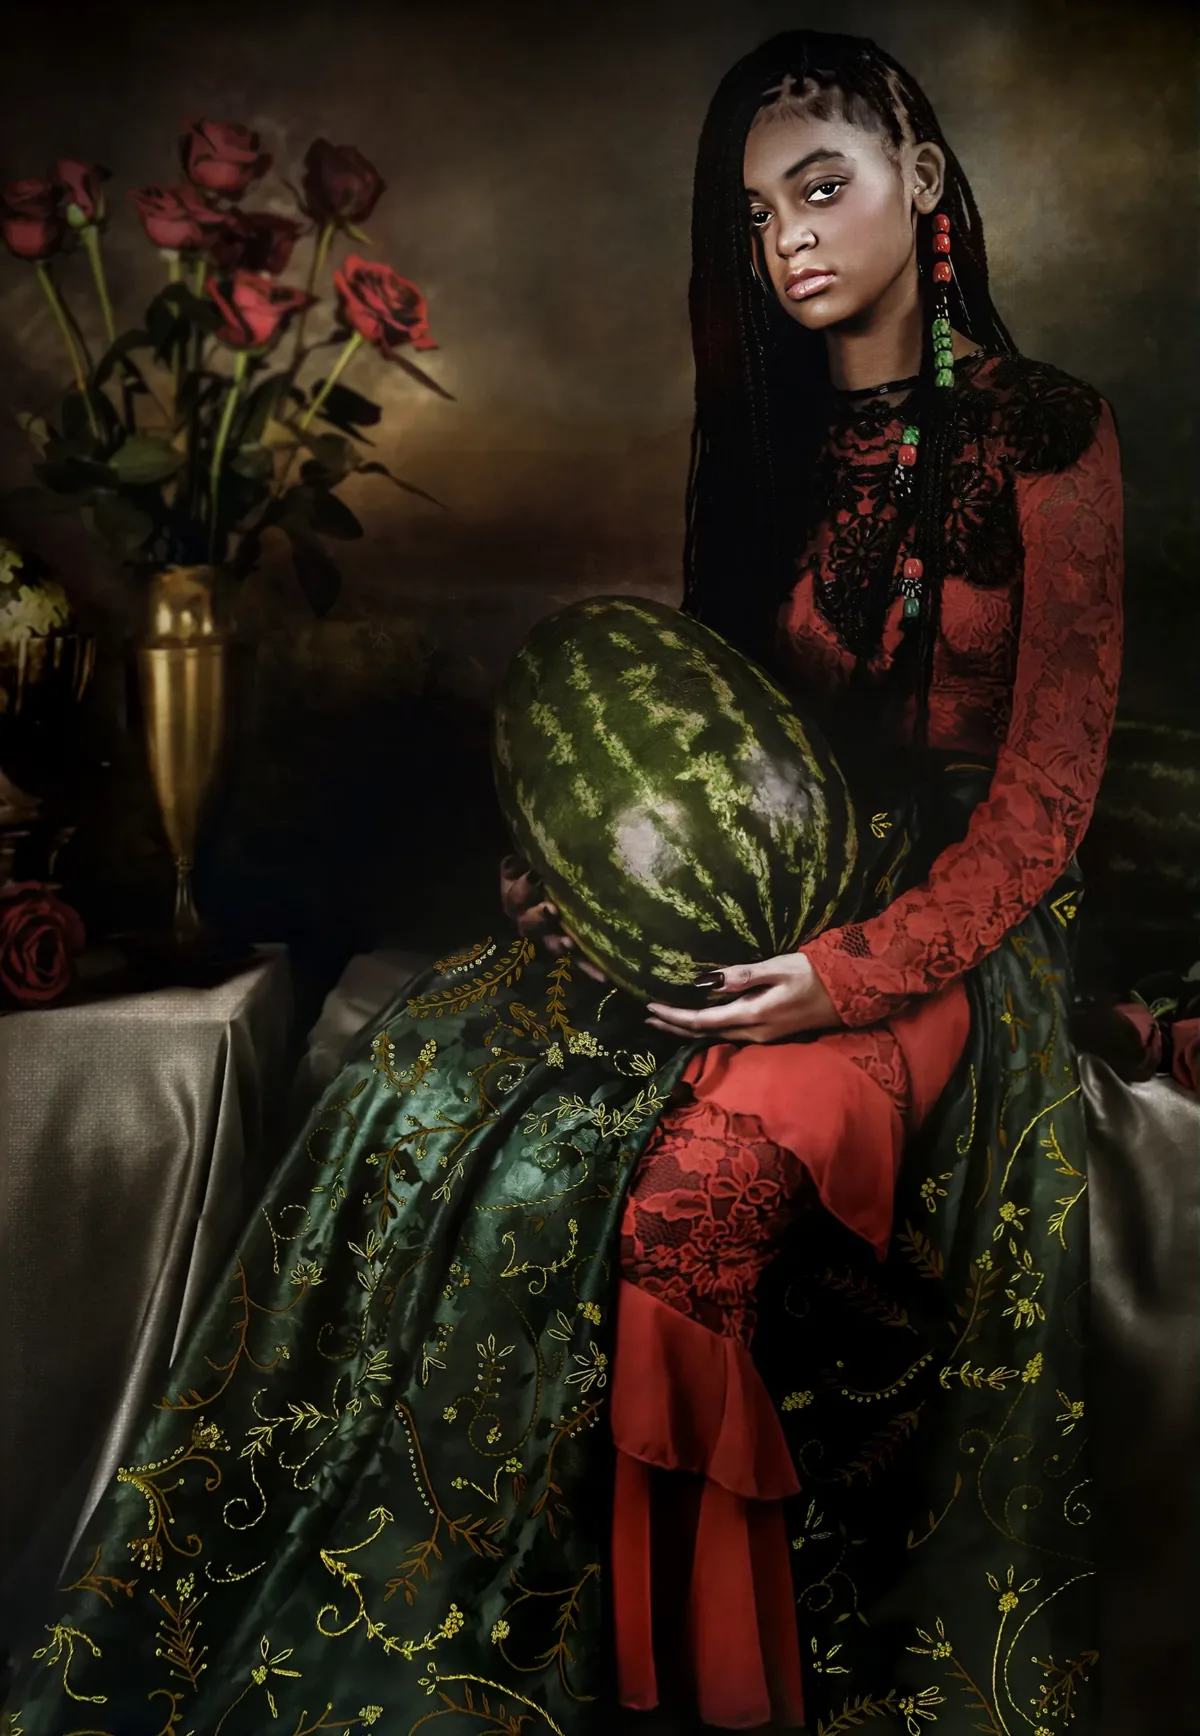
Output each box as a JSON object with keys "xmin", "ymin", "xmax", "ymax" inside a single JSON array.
[{"xmin": 802, "ymin": 401, "xmax": 1124, "ymax": 1028}]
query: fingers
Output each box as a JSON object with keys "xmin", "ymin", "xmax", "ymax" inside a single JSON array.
[
  {"xmin": 647, "ymin": 1015, "xmax": 765, "ymax": 1044},
  {"xmin": 693, "ymin": 959, "xmax": 782, "ymax": 997},
  {"xmin": 575, "ymin": 957, "xmax": 609, "ymax": 983},
  {"xmin": 645, "ymin": 992, "xmax": 777, "ymax": 1034}
]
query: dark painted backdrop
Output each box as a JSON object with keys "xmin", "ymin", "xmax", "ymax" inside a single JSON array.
[{"xmin": 1, "ymin": 0, "xmax": 1196, "ymax": 987}]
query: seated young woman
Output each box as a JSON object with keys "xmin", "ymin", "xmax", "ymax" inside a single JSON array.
[{"xmin": 3, "ymin": 28, "xmax": 1120, "ymax": 1736}]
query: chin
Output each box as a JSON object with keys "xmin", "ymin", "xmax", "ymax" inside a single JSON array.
[{"xmin": 777, "ymin": 288, "xmax": 848, "ymax": 330}]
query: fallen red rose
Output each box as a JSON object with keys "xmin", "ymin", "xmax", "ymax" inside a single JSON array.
[
  {"xmin": 53, "ymin": 158, "xmax": 111, "ymax": 226},
  {"xmin": 207, "ymin": 268, "xmax": 314, "ymax": 349},
  {"xmin": 0, "ymin": 178, "xmax": 65, "ymax": 261},
  {"xmin": 301, "ymin": 139, "xmax": 385, "ymax": 225},
  {"xmin": 131, "ymin": 184, "xmax": 226, "ymax": 251},
  {"xmin": 181, "ymin": 119, "xmax": 271, "ymax": 198},
  {"xmin": 334, "ymin": 254, "xmax": 437, "ymax": 356},
  {"xmin": 209, "ymin": 210, "xmax": 303, "ymax": 275},
  {"xmin": 0, "ymin": 880, "xmax": 86, "ymax": 1007}
]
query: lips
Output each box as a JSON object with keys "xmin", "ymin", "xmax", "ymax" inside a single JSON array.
[{"xmin": 785, "ymin": 269, "xmax": 836, "ymax": 301}]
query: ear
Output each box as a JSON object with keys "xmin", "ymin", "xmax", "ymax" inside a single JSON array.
[{"xmin": 909, "ymin": 139, "xmax": 947, "ymax": 215}]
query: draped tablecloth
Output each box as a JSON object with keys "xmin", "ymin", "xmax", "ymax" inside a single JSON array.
[{"xmin": 0, "ymin": 946, "xmax": 293, "ymax": 1645}]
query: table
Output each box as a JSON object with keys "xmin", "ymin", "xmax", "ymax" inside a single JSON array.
[{"xmin": 0, "ymin": 946, "xmax": 293, "ymax": 1638}]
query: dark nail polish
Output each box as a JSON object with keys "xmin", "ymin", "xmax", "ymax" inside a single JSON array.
[{"xmin": 692, "ymin": 969, "xmax": 725, "ymax": 990}]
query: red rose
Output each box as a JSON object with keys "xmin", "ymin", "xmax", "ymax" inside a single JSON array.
[
  {"xmin": 180, "ymin": 120, "xmax": 271, "ymax": 198},
  {"xmin": 208, "ymin": 210, "xmax": 303, "ymax": 274},
  {"xmin": 206, "ymin": 269, "xmax": 314, "ymax": 349},
  {"xmin": 0, "ymin": 881, "xmax": 85, "ymax": 1007},
  {"xmin": 53, "ymin": 158, "xmax": 111, "ymax": 226},
  {"xmin": 334, "ymin": 255, "xmax": 437, "ymax": 356},
  {"xmin": 0, "ymin": 178, "xmax": 65, "ymax": 261},
  {"xmin": 301, "ymin": 138, "xmax": 385, "ymax": 225},
  {"xmin": 131, "ymin": 184, "xmax": 226, "ymax": 251}
]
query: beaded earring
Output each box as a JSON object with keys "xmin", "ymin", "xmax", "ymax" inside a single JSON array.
[
  {"xmin": 931, "ymin": 212, "xmax": 955, "ymax": 388},
  {"xmin": 897, "ymin": 210, "xmax": 955, "ymax": 624}
]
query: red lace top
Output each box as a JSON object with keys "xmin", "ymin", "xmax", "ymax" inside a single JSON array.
[{"xmin": 776, "ymin": 354, "xmax": 1124, "ymax": 1027}]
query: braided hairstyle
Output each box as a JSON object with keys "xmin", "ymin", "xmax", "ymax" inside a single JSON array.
[{"xmin": 682, "ymin": 30, "xmax": 1015, "ymax": 768}]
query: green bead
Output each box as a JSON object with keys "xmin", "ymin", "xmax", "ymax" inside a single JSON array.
[
  {"xmin": 935, "ymin": 367, "xmax": 955, "ymax": 388},
  {"xmin": 903, "ymin": 595, "xmax": 922, "ymax": 621},
  {"xmin": 932, "ymin": 317, "xmax": 951, "ymax": 337},
  {"xmin": 935, "ymin": 345, "xmax": 955, "ymax": 368},
  {"xmin": 902, "ymin": 425, "xmax": 920, "ymax": 445}
]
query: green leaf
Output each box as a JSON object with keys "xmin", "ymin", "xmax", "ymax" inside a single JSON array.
[
  {"xmin": 285, "ymin": 528, "xmax": 341, "ymax": 616},
  {"xmin": 229, "ymin": 444, "xmax": 275, "ymax": 482},
  {"xmin": 307, "ymin": 488, "xmax": 363, "ymax": 540},
  {"xmin": 35, "ymin": 456, "xmax": 118, "ymax": 493},
  {"xmin": 93, "ymin": 329, "xmax": 153, "ymax": 388},
  {"xmin": 236, "ymin": 372, "xmax": 292, "ymax": 447},
  {"xmin": 314, "ymin": 383, "xmax": 381, "ymax": 429},
  {"xmin": 392, "ymin": 351, "xmax": 455, "ymax": 402},
  {"xmin": 162, "ymin": 283, "xmax": 222, "ymax": 331},
  {"xmin": 110, "ymin": 434, "xmax": 185, "ymax": 485},
  {"xmin": 357, "ymin": 461, "xmax": 445, "ymax": 508},
  {"xmin": 145, "ymin": 291, "xmax": 184, "ymax": 357},
  {"xmin": 296, "ymin": 430, "xmax": 352, "ymax": 479},
  {"xmin": 344, "ymin": 223, "xmax": 373, "ymax": 246},
  {"xmin": 15, "ymin": 413, "xmax": 52, "ymax": 455},
  {"xmin": 61, "ymin": 388, "xmax": 118, "ymax": 451},
  {"xmin": 90, "ymin": 491, "xmax": 155, "ymax": 558}
]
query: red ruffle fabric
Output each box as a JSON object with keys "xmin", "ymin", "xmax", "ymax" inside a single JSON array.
[
  {"xmin": 612, "ymin": 1281, "xmax": 804, "ymax": 1729},
  {"xmin": 613, "ymin": 982, "xmax": 970, "ymax": 1728}
]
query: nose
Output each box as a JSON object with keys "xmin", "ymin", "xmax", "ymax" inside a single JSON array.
[{"xmin": 773, "ymin": 211, "xmax": 817, "ymax": 258}]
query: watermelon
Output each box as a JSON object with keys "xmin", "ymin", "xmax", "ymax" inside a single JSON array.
[{"xmin": 491, "ymin": 595, "xmax": 857, "ymax": 1004}]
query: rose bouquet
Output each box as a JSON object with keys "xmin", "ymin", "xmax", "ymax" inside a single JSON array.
[{"xmin": 0, "ymin": 124, "xmax": 446, "ymax": 614}]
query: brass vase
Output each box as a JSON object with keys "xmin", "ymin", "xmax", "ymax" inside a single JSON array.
[{"xmin": 136, "ymin": 566, "xmax": 227, "ymax": 945}]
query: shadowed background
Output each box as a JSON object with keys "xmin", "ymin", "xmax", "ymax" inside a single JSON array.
[{"xmin": 1, "ymin": 0, "xmax": 1196, "ymax": 992}]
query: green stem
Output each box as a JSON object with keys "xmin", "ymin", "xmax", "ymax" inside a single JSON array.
[
  {"xmin": 81, "ymin": 225, "xmax": 117, "ymax": 345},
  {"xmin": 191, "ymin": 254, "xmax": 207, "ymax": 297},
  {"xmin": 208, "ymin": 350, "xmax": 249, "ymax": 562},
  {"xmin": 34, "ymin": 263, "xmax": 100, "ymax": 440},
  {"xmin": 297, "ymin": 329, "xmax": 363, "ymax": 432},
  {"xmin": 290, "ymin": 222, "xmax": 334, "ymax": 373},
  {"xmin": 165, "ymin": 253, "xmax": 185, "ymax": 420}
]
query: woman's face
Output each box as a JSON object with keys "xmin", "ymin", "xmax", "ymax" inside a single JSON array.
[{"xmin": 742, "ymin": 108, "xmax": 941, "ymax": 331}]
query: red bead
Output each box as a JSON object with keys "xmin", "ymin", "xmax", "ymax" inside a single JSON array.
[
  {"xmin": 934, "ymin": 213, "xmax": 951, "ymax": 233},
  {"xmin": 903, "ymin": 557, "xmax": 924, "ymax": 581},
  {"xmin": 897, "ymin": 444, "xmax": 918, "ymax": 467},
  {"xmin": 933, "ymin": 232, "xmax": 952, "ymax": 254},
  {"xmin": 933, "ymin": 260, "xmax": 952, "ymax": 283}
]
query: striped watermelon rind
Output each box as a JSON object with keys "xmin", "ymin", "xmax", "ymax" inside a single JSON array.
[{"xmin": 492, "ymin": 596, "xmax": 857, "ymax": 1004}]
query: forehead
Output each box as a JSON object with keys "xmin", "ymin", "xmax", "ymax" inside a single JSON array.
[{"xmin": 743, "ymin": 110, "xmax": 891, "ymax": 192}]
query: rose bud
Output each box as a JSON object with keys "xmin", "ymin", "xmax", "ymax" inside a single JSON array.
[
  {"xmin": 181, "ymin": 119, "xmax": 272, "ymax": 198},
  {"xmin": 207, "ymin": 268, "xmax": 314, "ymax": 349},
  {"xmin": 0, "ymin": 178, "xmax": 65, "ymax": 261},
  {"xmin": 130, "ymin": 184, "xmax": 226, "ymax": 252},
  {"xmin": 209, "ymin": 210, "xmax": 303, "ymax": 275},
  {"xmin": 333, "ymin": 255, "xmax": 437, "ymax": 356},
  {"xmin": 301, "ymin": 138, "xmax": 385, "ymax": 225},
  {"xmin": 0, "ymin": 881, "xmax": 86, "ymax": 1007},
  {"xmin": 52, "ymin": 158, "xmax": 111, "ymax": 228}
]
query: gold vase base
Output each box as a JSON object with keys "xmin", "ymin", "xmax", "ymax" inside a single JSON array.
[{"xmin": 110, "ymin": 926, "xmax": 260, "ymax": 990}]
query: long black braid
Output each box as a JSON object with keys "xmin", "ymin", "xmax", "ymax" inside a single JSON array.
[{"xmin": 682, "ymin": 30, "xmax": 1016, "ymax": 773}]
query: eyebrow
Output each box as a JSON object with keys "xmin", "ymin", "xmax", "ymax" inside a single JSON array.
[{"xmin": 744, "ymin": 148, "xmax": 850, "ymax": 198}]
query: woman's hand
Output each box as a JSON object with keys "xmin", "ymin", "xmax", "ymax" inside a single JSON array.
[
  {"xmin": 646, "ymin": 952, "xmax": 841, "ymax": 1043},
  {"xmin": 498, "ymin": 855, "xmax": 608, "ymax": 982}
]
